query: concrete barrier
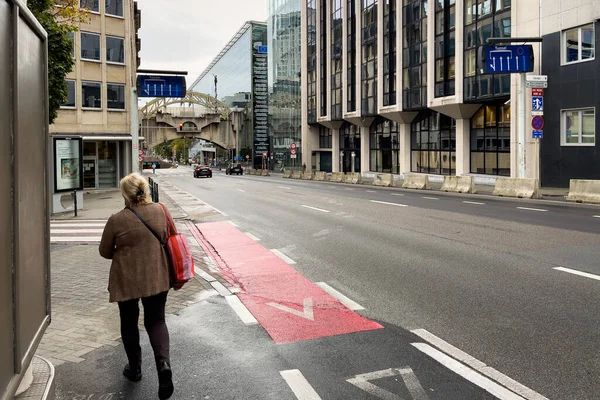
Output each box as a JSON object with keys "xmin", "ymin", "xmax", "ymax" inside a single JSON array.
[
  {"xmin": 330, "ymin": 172, "xmax": 344, "ymax": 182},
  {"xmin": 282, "ymin": 169, "xmax": 293, "ymax": 178},
  {"xmin": 345, "ymin": 172, "xmax": 362, "ymax": 184},
  {"xmin": 492, "ymin": 177, "xmax": 540, "ymax": 199},
  {"xmin": 291, "ymin": 170, "xmax": 303, "ymax": 179},
  {"xmin": 302, "ymin": 171, "xmax": 314, "ymax": 180},
  {"xmin": 402, "ymin": 174, "xmax": 429, "ymax": 190},
  {"xmin": 441, "ymin": 176, "xmax": 475, "ymax": 194},
  {"xmin": 261, "ymin": 170, "xmax": 270, "ymax": 176},
  {"xmin": 567, "ymin": 179, "xmax": 600, "ymax": 204},
  {"xmin": 372, "ymin": 173, "xmax": 393, "ymax": 187},
  {"xmin": 314, "ymin": 171, "xmax": 327, "ymax": 181}
]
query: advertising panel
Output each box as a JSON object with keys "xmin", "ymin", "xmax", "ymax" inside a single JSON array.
[{"xmin": 54, "ymin": 137, "xmax": 83, "ymax": 192}]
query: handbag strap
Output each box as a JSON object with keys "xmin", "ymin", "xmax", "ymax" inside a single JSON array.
[
  {"xmin": 157, "ymin": 203, "xmax": 177, "ymax": 236},
  {"xmin": 128, "ymin": 206, "xmax": 165, "ymax": 246}
]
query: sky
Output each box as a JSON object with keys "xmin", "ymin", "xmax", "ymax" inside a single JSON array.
[{"xmin": 137, "ymin": 0, "xmax": 268, "ymax": 86}]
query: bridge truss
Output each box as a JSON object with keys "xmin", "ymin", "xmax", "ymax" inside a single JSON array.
[{"xmin": 139, "ymin": 91, "xmax": 231, "ymax": 119}]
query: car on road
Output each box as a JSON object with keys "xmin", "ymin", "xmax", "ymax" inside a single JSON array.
[
  {"xmin": 194, "ymin": 165, "xmax": 212, "ymax": 178},
  {"xmin": 226, "ymin": 164, "xmax": 243, "ymax": 175}
]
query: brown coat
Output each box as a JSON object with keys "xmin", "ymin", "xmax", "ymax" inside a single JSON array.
[{"xmin": 99, "ymin": 203, "xmax": 172, "ymax": 303}]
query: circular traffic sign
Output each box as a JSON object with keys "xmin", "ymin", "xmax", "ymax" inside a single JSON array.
[
  {"xmin": 138, "ymin": 149, "xmax": 144, "ymax": 156},
  {"xmin": 290, "ymin": 142, "xmax": 296, "ymax": 150},
  {"xmin": 138, "ymin": 156, "xmax": 144, "ymax": 162},
  {"xmin": 531, "ymin": 116, "xmax": 544, "ymax": 130},
  {"xmin": 290, "ymin": 148, "xmax": 297, "ymax": 155}
]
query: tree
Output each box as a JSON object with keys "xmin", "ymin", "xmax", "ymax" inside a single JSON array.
[{"xmin": 28, "ymin": 0, "xmax": 88, "ymax": 123}]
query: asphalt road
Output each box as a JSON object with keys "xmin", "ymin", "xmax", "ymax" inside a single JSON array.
[{"xmin": 154, "ymin": 167, "xmax": 600, "ymax": 399}]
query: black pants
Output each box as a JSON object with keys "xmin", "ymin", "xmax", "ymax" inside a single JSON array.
[{"xmin": 118, "ymin": 291, "xmax": 170, "ymax": 369}]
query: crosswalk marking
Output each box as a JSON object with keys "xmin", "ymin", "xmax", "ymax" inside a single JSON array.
[{"xmin": 50, "ymin": 220, "xmax": 106, "ymax": 244}]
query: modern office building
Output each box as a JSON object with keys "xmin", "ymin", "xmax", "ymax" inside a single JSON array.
[
  {"xmin": 268, "ymin": 0, "xmax": 303, "ymax": 170},
  {"xmin": 50, "ymin": 0, "xmax": 142, "ymax": 190},
  {"xmin": 190, "ymin": 21, "xmax": 268, "ymax": 167},
  {"xmin": 300, "ymin": 0, "xmax": 599, "ymax": 185}
]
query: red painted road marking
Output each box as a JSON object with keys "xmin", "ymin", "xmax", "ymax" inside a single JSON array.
[{"xmin": 189, "ymin": 221, "xmax": 383, "ymax": 344}]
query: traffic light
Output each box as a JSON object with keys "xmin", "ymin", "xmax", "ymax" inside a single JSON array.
[{"xmin": 179, "ymin": 123, "xmax": 183, "ymax": 131}]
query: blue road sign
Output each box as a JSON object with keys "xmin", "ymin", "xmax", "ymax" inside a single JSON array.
[
  {"xmin": 532, "ymin": 96, "xmax": 543, "ymax": 111},
  {"xmin": 136, "ymin": 75, "xmax": 187, "ymax": 98},
  {"xmin": 257, "ymin": 45, "xmax": 268, "ymax": 54},
  {"xmin": 532, "ymin": 130, "xmax": 543, "ymax": 139},
  {"xmin": 485, "ymin": 45, "xmax": 534, "ymax": 74}
]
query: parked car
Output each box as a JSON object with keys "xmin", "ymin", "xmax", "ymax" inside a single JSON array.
[
  {"xmin": 226, "ymin": 164, "xmax": 244, "ymax": 175},
  {"xmin": 194, "ymin": 165, "xmax": 212, "ymax": 178}
]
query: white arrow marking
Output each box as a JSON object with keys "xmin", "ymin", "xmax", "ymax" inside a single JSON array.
[
  {"xmin": 516, "ymin": 56, "xmax": 519, "ymax": 69},
  {"xmin": 489, "ymin": 58, "xmax": 496, "ymax": 72},
  {"xmin": 500, "ymin": 57, "xmax": 504, "ymax": 71},
  {"xmin": 267, "ymin": 298, "xmax": 314, "ymax": 321}
]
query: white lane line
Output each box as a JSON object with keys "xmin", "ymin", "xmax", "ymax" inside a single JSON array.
[
  {"xmin": 245, "ymin": 232, "xmax": 261, "ymax": 241},
  {"xmin": 463, "ymin": 201, "xmax": 485, "ymax": 205},
  {"xmin": 278, "ymin": 186, "xmax": 292, "ymax": 190},
  {"xmin": 50, "ymin": 229, "xmax": 104, "ymax": 234},
  {"xmin": 411, "ymin": 329, "xmax": 548, "ymax": 400},
  {"xmin": 227, "ymin": 220, "xmax": 239, "ymax": 227},
  {"xmin": 516, "ymin": 207, "xmax": 548, "ymax": 212},
  {"xmin": 50, "ymin": 237, "xmax": 101, "ymax": 242},
  {"xmin": 271, "ymin": 249, "xmax": 297, "ymax": 264},
  {"xmin": 346, "ymin": 188, "xmax": 354, "ymax": 190},
  {"xmin": 554, "ymin": 266, "xmax": 600, "ymax": 282},
  {"xmin": 225, "ymin": 295, "xmax": 258, "ymax": 325},
  {"xmin": 593, "ymin": 215, "xmax": 600, "ymax": 218},
  {"xmin": 422, "ymin": 196, "xmax": 439, "ymax": 200},
  {"xmin": 366, "ymin": 190, "xmax": 376, "ymax": 193},
  {"xmin": 280, "ymin": 370, "xmax": 322, "ymax": 400},
  {"xmin": 315, "ymin": 282, "xmax": 364, "ymax": 310},
  {"xmin": 210, "ymin": 281, "xmax": 232, "ymax": 297},
  {"xmin": 412, "ymin": 343, "xmax": 526, "ymax": 400},
  {"xmin": 236, "ymin": 188, "xmax": 246, "ymax": 192},
  {"xmin": 370, "ymin": 200, "xmax": 408, "ymax": 207},
  {"xmin": 390, "ymin": 193, "xmax": 404, "ymax": 196},
  {"xmin": 301, "ymin": 205, "xmax": 330, "ymax": 213},
  {"xmin": 50, "ymin": 223, "xmax": 106, "ymax": 227}
]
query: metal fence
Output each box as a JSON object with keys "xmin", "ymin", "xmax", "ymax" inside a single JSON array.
[{"xmin": 0, "ymin": 0, "xmax": 51, "ymax": 398}]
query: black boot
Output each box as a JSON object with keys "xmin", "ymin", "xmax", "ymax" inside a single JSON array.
[
  {"xmin": 157, "ymin": 361, "xmax": 174, "ymax": 400},
  {"xmin": 123, "ymin": 364, "xmax": 142, "ymax": 382}
]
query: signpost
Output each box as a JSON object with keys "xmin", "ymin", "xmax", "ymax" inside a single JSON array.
[
  {"xmin": 525, "ymin": 74, "xmax": 548, "ymax": 88},
  {"xmin": 136, "ymin": 75, "xmax": 187, "ymax": 98},
  {"xmin": 484, "ymin": 45, "xmax": 534, "ymax": 74}
]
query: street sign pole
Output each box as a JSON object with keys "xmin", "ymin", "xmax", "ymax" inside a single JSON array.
[{"xmin": 518, "ymin": 73, "xmax": 526, "ymax": 179}]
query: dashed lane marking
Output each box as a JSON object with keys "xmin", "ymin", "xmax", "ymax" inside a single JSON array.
[
  {"xmin": 236, "ymin": 188, "xmax": 246, "ymax": 192},
  {"xmin": 271, "ymin": 249, "xmax": 296, "ymax": 265},
  {"xmin": 245, "ymin": 232, "xmax": 261, "ymax": 241},
  {"xmin": 593, "ymin": 215, "xmax": 600, "ymax": 218},
  {"xmin": 279, "ymin": 186, "xmax": 292, "ymax": 190},
  {"xmin": 554, "ymin": 266, "xmax": 600, "ymax": 282},
  {"xmin": 225, "ymin": 295, "xmax": 258, "ymax": 325},
  {"xmin": 463, "ymin": 201, "xmax": 485, "ymax": 205},
  {"xmin": 370, "ymin": 200, "xmax": 408, "ymax": 207},
  {"xmin": 315, "ymin": 282, "xmax": 364, "ymax": 310},
  {"xmin": 301, "ymin": 205, "xmax": 330, "ymax": 213},
  {"xmin": 422, "ymin": 196, "xmax": 439, "ymax": 200},
  {"xmin": 390, "ymin": 193, "xmax": 404, "ymax": 196},
  {"xmin": 366, "ymin": 190, "xmax": 376, "ymax": 193},
  {"xmin": 280, "ymin": 369, "xmax": 322, "ymax": 400},
  {"xmin": 516, "ymin": 207, "xmax": 548, "ymax": 212},
  {"xmin": 227, "ymin": 220, "xmax": 239, "ymax": 227}
]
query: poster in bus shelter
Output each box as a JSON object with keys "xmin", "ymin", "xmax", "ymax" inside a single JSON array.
[{"xmin": 54, "ymin": 137, "xmax": 83, "ymax": 192}]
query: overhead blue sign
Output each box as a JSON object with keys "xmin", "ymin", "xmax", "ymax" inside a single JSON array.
[
  {"xmin": 136, "ymin": 75, "xmax": 187, "ymax": 98},
  {"xmin": 484, "ymin": 45, "xmax": 534, "ymax": 74},
  {"xmin": 532, "ymin": 96, "xmax": 543, "ymax": 111},
  {"xmin": 257, "ymin": 45, "xmax": 268, "ymax": 54}
]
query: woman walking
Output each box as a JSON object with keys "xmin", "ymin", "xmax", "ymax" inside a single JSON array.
[{"xmin": 99, "ymin": 172, "xmax": 174, "ymax": 400}]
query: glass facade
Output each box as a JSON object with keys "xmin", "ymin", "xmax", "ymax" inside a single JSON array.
[
  {"xmin": 340, "ymin": 122, "xmax": 361, "ymax": 172},
  {"xmin": 190, "ymin": 26, "xmax": 254, "ymax": 105},
  {"xmin": 470, "ymin": 103, "xmax": 510, "ymax": 175},
  {"xmin": 307, "ymin": 0, "xmax": 317, "ymax": 123},
  {"xmin": 320, "ymin": 0, "xmax": 328, "ymax": 116},
  {"xmin": 434, "ymin": 0, "xmax": 455, "ymax": 97},
  {"xmin": 331, "ymin": 0, "xmax": 343, "ymax": 119},
  {"xmin": 361, "ymin": 0, "xmax": 377, "ymax": 115},
  {"xmin": 82, "ymin": 141, "xmax": 119, "ymax": 189},
  {"xmin": 370, "ymin": 117, "xmax": 400, "ymax": 173},
  {"xmin": 268, "ymin": 0, "xmax": 302, "ymax": 168},
  {"xmin": 347, "ymin": 0, "xmax": 357, "ymax": 112},
  {"xmin": 464, "ymin": 0, "xmax": 511, "ymax": 101},
  {"xmin": 411, "ymin": 110, "xmax": 456, "ymax": 175},
  {"xmin": 383, "ymin": 0, "xmax": 396, "ymax": 106},
  {"xmin": 402, "ymin": 0, "xmax": 428, "ymax": 110}
]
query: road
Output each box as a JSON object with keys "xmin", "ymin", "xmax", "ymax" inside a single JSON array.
[{"xmin": 156, "ymin": 167, "xmax": 600, "ymax": 399}]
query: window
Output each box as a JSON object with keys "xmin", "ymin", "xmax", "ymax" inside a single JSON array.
[
  {"xmin": 67, "ymin": 31, "xmax": 75, "ymax": 58},
  {"xmin": 107, "ymin": 83, "xmax": 125, "ymax": 110},
  {"xmin": 562, "ymin": 108, "xmax": 595, "ymax": 145},
  {"xmin": 347, "ymin": 0, "xmax": 357, "ymax": 112},
  {"xmin": 402, "ymin": 0, "xmax": 428, "ymax": 110},
  {"xmin": 307, "ymin": 0, "xmax": 317, "ymax": 123},
  {"xmin": 81, "ymin": 81, "xmax": 101, "ymax": 109},
  {"xmin": 320, "ymin": 0, "xmax": 327, "ymax": 116},
  {"xmin": 361, "ymin": 0, "xmax": 378, "ymax": 115},
  {"xmin": 563, "ymin": 24, "xmax": 595, "ymax": 64},
  {"xmin": 105, "ymin": 0, "xmax": 124, "ymax": 17},
  {"xmin": 319, "ymin": 126, "xmax": 332, "ymax": 148},
  {"xmin": 470, "ymin": 104, "xmax": 510, "ymax": 175},
  {"xmin": 370, "ymin": 117, "xmax": 399, "ymax": 173},
  {"xmin": 80, "ymin": 0, "xmax": 99, "ymax": 12},
  {"xmin": 411, "ymin": 110, "xmax": 456, "ymax": 175},
  {"xmin": 106, "ymin": 36, "xmax": 125, "ymax": 63},
  {"xmin": 63, "ymin": 80, "xmax": 76, "ymax": 108},
  {"xmin": 81, "ymin": 32, "xmax": 100, "ymax": 61},
  {"xmin": 331, "ymin": 0, "xmax": 343, "ymax": 119},
  {"xmin": 340, "ymin": 122, "xmax": 361, "ymax": 172}
]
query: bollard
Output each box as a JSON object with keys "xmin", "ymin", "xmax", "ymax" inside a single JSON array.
[
  {"xmin": 72, "ymin": 190, "xmax": 77, "ymax": 217},
  {"xmin": 154, "ymin": 182, "xmax": 159, "ymax": 203}
]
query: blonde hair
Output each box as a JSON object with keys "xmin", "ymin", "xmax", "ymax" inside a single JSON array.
[{"xmin": 120, "ymin": 173, "xmax": 152, "ymax": 205}]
